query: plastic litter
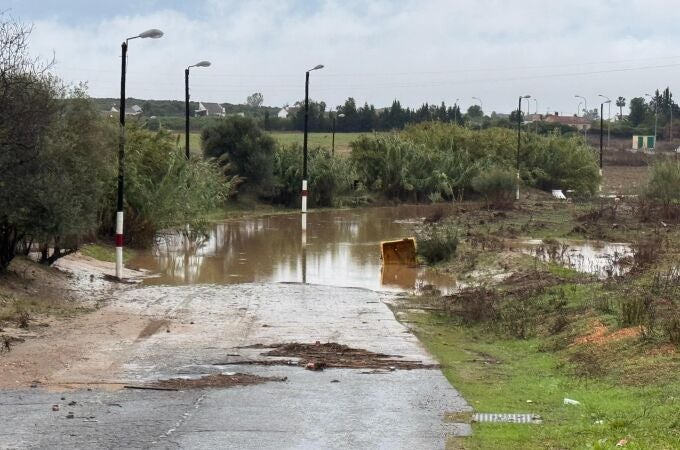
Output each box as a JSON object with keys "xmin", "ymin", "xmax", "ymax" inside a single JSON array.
[{"xmin": 563, "ymin": 398, "xmax": 581, "ymax": 405}]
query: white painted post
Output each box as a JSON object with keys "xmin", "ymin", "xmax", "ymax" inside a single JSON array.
[
  {"xmin": 115, "ymin": 211, "xmax": 124, "ymax": 279},
  {"xmin": 301, "ymin": 179, "xmax": 308, "ymax": 215}
]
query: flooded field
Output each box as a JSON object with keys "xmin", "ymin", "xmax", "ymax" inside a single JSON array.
[
  {"xmin": 519, "ymin": 239, "xmax": 635, "ymax": 278},
  {"xmin": 130, "ymin": 205, "xmax": 639, "ymax": 294},
  {"xmin": 130, "ymin": 205, "xmax": 460, "ymax": 293}
]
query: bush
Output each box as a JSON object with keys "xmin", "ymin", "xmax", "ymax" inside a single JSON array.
[
  {"xmin": 271, "ymin": 144, "xmax": 354, "ymax": 207},
  {"xmin": 645, "ymin": 160, "xmax": 680, "ymax": 206},
  {"xmin": 202, "ymin": 116, "xmax": 276, "ymax": 195},
  {"xmin": 403, "ymin": 122, "xmax": 601, "ymax": 196},
  {"xmin": 416, "ymin": 225, "xmax": 459, "ymax": 264},
  {"xmin": 471, "ymin": 167, "xmax": 516, "ymax": 209},
  {"xmin": 112, "ymin": 125, "xmax": 236, "ymax": 245}
]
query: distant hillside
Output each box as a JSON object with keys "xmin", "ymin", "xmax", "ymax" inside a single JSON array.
[{"xmin": 93, "ymin": 98, "xmax": 281, "ymax": 118}]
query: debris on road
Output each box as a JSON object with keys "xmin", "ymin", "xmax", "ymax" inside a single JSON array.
[
  {"xmin": 236, "ymin": 342, "xmax": 438, "ymax": 371},
  {"xmin": 126, "ymin": 373, "xmax": 287, "ymax": 391}
]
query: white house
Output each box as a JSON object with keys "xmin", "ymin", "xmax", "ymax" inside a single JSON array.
[{"xmin": 195, "ymin": 102, "xmax": 226, "ymax": 117}]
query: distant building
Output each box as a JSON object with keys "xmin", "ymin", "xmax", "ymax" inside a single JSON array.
[
  {"xmin": 195, "ymin": 102, "xmax": 226, "ymax": 117},
  {"xmin": 105, "ymin": 104, "xmax": 142, "ymax": 117},
  {"xmin": 524, "ymin": 113, "xmax": 543, "ymax": 123},
  {"xmin": 277, "ymin": 106, "xmax": 298, "ymax": 119},
  {"xmin": 543, "ymin": 112, "xmax": 592, "ymax": 131}
]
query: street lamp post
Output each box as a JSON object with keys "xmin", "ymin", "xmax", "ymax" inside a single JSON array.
[
  {"xmin": 302, "ymin": 64, "xmax": 324, "ymax": 219},
  {"xmin": 116, "ymin": 28, "xmax": 163, "ymax": 280},
  {"xmin": 185, "ymin": 60, "xmax": 211, "ymax": 159},
  {"xmin": 598, "ymin": 94, "xmax": 611, "ymax": 148},
  {"xmin": 332, "ymin": 112, "xmax": 344, "ymax": 157},
  {"xmin": 597, "ymin": 98, "xmax": 611, "ymax": 192},
  {"xmin": 645, "ymin": 93, "xmax": 658, "ymax": 149},
  {"xmin": 516, "ymin": 94, "xmax": 531, "ymax": 201},
  {"xmin": 575, "ymin": 94, "xmax": 588, "ymax": 140},
  {"xmin": 453, "ymin": 98, "xmax": 460, "ymax": 124},
  {"xmin": 472, "ymin": 96, "xmax": 483, "ymax": 129}
]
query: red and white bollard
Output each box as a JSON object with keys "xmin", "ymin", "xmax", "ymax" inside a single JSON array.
[
  {"xmin": 301, "ymin": 179, "xmax": 308, "ymax": 231},
  {"xmin": 115, "ymin": 211, "xmax": 124, "ymax": 279}
]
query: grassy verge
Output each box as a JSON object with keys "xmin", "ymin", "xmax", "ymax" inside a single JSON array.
[
  {"xmin": 408, "ymin": 309, "xmax": 680, "ymax": 449},
  {"xmin": 396, "ymin": 198, "xmax": 680, "ymax": 449},
  {"xmin": 81, "ymin": 243, "xmax": 137, "ymax": 263}
]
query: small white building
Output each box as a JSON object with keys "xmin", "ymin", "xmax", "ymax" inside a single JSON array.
[
  {"xmin": 195, "ymin": 102, "xmax": 226, "ymax": 117},
  {"xmin": 632, "ymin": 135, "xmax": 655, "ymax": 151}
]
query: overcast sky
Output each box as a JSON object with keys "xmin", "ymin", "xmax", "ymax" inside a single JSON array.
[{"xmin": 6, "ymin": 0, "xmax": 680, "ymax": 114}]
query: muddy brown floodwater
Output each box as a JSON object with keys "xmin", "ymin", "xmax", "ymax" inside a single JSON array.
[{"xmin": 130, "ymin": 204, "xmax": 460, "ymax": 293}]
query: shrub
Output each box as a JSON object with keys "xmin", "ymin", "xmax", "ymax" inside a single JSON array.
[
  {"xmin": 403, "ymin": 122, "xmax": 601, "ymax": 196},
  {"xmin": 416, "ymin": 225, "xmax": 459, "ymax": 264},
  {"xmin": 644, "ymin": 161, "xmax": 680, "ymax": 220},
  {"xmin": 471, "ymin": 167, "xmax": 516, "ymax": 209},
  {"xmin": 113, "ymin": 125, "xmax": 236, "ymax": 246},
  {"xmin": 201, "ymin": 116, "xmax": 276, "ymax": 195},
  {"xmin": 271, "ymin": 144, "xmax": 354, "ymax": 207}
]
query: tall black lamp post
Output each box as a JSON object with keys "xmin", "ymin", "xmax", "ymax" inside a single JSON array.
[
  {"xmin": 185, "ymin": 60, "xmax": 211, "ymax": 159},
  {"xmin": 301, "ymin": 64, "xmax": 324, "ymax": 218},
  {"xmin": 516, "ymin": 94, "xmax": 531, "ymax": 201},
  {"xmin": 116, "ymin": 28, "xmax": 163, "ymax": 280},
  {"xmin": 598, "ymin": 97, "xmax": 610, "ymax": 191}
]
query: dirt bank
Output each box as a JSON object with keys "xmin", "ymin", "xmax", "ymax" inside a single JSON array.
[{"xmin": 0, "ymin": 253, "xmax": 149, "ymax": 389}]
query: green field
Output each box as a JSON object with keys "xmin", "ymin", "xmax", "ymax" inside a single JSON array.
[
  {"xmin": 179, "ymin": 131, "xmax": 390, "ymax": 157},
  {"xmin": 269, "ymin": 131, "xmax": 390, "ymax": 156}
]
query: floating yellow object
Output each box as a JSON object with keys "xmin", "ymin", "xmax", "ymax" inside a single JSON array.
[{"xmin": 381, "ymin": 238, "xmax": 417, "ymax": 266}]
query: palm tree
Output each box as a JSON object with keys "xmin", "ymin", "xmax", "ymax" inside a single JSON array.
[{"xmin": 616, "ymin": 97, "xmax": 626, "ymax": 119}]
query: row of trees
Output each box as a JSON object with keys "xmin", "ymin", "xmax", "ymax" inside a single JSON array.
[
  {"xmin": 200, "ymin": 116, "xmax": 601, "ymax": 209},
  {"xmin": 0, "ymin": 15, "xmax": 234, "ymax": 271}
]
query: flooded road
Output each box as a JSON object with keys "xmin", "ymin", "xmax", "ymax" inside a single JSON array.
[{"xmin": 130, "ymin": 204, "xmax": 459, "ymax": 293}]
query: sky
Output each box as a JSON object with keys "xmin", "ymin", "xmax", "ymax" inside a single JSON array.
[{"xmin": 5, "ymin": 0, "xmax": 680, "ymax": 115}]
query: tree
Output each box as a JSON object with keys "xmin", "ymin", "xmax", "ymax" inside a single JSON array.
[
  {"xmin": 202, "ymin": 116, "xmax": 276, "ymax": 195},
  {"xmin": 582, "ymin": 108, "xmax": 599, "ymax": 121},
  {"xmin": 246, "ymin": 92, "xmax": 263, "ymax": 108},
  {"xmin": 628, "ymin": 97, "xmax": 647, "ymax": 126},
  {"xmin": 1, "ymin": 15, "xmax": 60, "ymax": 269},
  {"xmin": 616, "ymin": 96, "xmax": 626, "ymax": 119},
  {"xmin": 509, "ymin": 109, "xmax": 524, "ymax": 124},
  {"xmin": 466, "ymin": 105, "xmax": 483, "ymax": 119}
]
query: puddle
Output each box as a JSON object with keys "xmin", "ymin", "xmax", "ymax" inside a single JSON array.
[
  {"xmin": 130, "ymin": 205, "xmax": 461, "ymax": 294},
  {"xmin": 518, "ymin": 239, "xmax": 634, "ymax": 278}
]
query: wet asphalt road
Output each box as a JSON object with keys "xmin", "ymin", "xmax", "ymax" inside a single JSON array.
[{"xmin": 0, "ymin": 283, "xmax": 471, "ymax": 449}]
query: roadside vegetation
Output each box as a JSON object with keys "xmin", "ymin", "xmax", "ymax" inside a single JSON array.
[
  {"xmin": 393, "ymin": 165, "xmax": 680, "ymax": 449},
  {"xmin": 0, "ymin": 15, "xmax": 235, "ymax": 271}
]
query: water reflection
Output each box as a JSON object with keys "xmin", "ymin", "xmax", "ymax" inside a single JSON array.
[
  {"xmin": 520, "ymin": 239, "xmax": 634, "ymax": 278},
  {"xmin": 131, "ymin": 205, "xmax": 461, "ymax": 293}
]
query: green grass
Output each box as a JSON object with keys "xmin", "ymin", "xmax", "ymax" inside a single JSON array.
[
  {"xmin": 271, "ymin": 131, "xmax": 391, "ymax": 156},
  {"xmin": 409, "ymin": 311, "xmax": 680, "ymax": 449},
  {"xmin": 179, "ymin": 131, "xmax": 383, "ymax": 157},
  {"xmin": 80, "ymin": 243, "xmax": 136, "ymax": 263}
]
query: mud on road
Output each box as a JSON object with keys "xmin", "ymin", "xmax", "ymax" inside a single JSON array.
[{"xmin": 232, "ymin": 341, "xmax": 440, "ymax": 370}]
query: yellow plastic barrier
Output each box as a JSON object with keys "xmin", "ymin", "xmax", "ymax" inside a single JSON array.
[{"xmin": 381, "ymin": 238, "xmax": 417, "ymax": 266}]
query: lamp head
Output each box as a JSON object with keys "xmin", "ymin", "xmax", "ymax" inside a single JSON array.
[
  {"xmin": 193, "ymin": 61, "xmax": 212, "ymax": 68},
  {"xmin": 338, "ymin": 113, "xmax": 345, "ymax": 118},
  {"xmin": 138, "ymin": 29, "xmax": 164, "ymax": 39}
]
